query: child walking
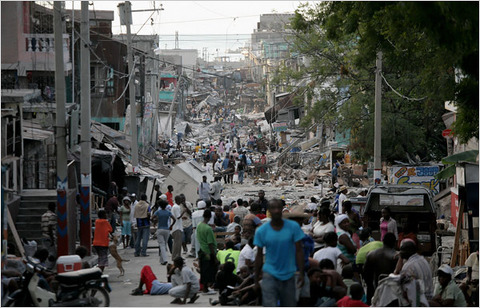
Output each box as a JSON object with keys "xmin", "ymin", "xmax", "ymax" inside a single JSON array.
[{"xmin": 93, "ymin": 209, "xmax": 113, "ymax": 272}]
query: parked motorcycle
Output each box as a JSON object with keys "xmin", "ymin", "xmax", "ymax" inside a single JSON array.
[{"xmin": 5, "ymin": 256, "xmax": 111, "ymax": 307}]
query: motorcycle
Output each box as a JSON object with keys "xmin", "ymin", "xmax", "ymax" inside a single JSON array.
[{"xmin": 5, "ymin": 256, "xmax": 111, "ymax": 307}]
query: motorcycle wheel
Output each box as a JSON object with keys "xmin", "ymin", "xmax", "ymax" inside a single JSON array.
[{"xmin": 80, "ymin": 286, "xmax": 110, "ymax": 307}]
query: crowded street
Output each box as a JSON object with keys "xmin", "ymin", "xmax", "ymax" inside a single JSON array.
[{"xmin": 2, "ymin": 1, "xmax": 478, "ymax": 307}]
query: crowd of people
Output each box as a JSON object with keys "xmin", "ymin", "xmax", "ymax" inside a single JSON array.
[
  {"xmin": 91, "ymin": 180, "xmax": 475, "ymax": 306},
  {"xmin": 3, "ymin": 160, "xmax": 477, "ymax": 307}
]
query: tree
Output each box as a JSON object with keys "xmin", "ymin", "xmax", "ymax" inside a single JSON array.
[{"xmin": 274, "ymin": 1, "xmax": 478, "ymax": 163}]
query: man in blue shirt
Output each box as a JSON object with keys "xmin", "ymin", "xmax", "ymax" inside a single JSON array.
[
  {"xmin": 254, "ymin": 199, "xmax": 305, "ymax": 306},
  {"xmin": 332, "ymin": 162, "xmax": 339, "ymax": 186},
  {"xmin": 221, "ymin": 156, "xmax": 230, "ymax": 184}
]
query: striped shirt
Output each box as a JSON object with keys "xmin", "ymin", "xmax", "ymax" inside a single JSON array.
[
  {"xmin": 401, "ymin": 253, "xmax": 433, "ymax": 299},
  {"xmin": 41, "ymin": 210, "xmax": 57, "ymax": 241}
]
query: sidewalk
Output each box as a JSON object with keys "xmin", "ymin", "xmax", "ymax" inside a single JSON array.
[{"xmin": 103, "ymin": 239, "xmax": 218, "ymax": 307}]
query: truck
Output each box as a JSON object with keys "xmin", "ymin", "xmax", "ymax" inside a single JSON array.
[{"xmin": 362, "ymin": 185, "xmax": 437, "ymax": 256}]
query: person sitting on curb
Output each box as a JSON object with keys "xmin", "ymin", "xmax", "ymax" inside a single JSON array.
[
  {"xmin": 168, "ymin": 257, "xmax": 201, "ymax": 304},
  {"xmin": 429, "ymin": 264, "xmax": 467, "ymax": 307},
  {"xmin": 131, "ymin": 264, "xmax": 173, "ymax": 296}
]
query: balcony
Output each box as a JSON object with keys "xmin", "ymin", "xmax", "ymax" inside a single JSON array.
[{"xmin": 19, "ymin": 33, "xmax": 71, "ymax": 71}]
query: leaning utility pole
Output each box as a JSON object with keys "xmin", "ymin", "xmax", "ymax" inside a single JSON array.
[
  {"xmin": 118, "ymin": 1, "xmax": 139, "ymax": 173},
  {"xmin": 54, "ymin": 1, "xmax": 68, "ymax": 257},
  {"xmin": 373, "ymin": 51, "xmax": 382, "ymax": 185},
  {"xmin": 79, "ymin": 1, "xmax": 92, "ymax": 254}
]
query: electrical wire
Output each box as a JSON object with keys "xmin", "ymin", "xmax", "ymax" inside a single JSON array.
[
  {"xmin": 112, "ymin": 57, "xmax": 138, "ymax": 104},
  {"xmin": 381, "ymin": 73, "xmax": 427, "ymax": 101}
]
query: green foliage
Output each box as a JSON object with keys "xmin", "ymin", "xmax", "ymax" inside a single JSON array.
[{"xmin": 273, "ymin": 1, "xmax": 477, "ymax": 164}]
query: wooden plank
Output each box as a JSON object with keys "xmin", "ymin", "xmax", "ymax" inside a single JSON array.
[
  {"xmin": 7, "ymin": 208, "xmax": 25, "ymax": 258},
  {"xmin": 450, "ymin": 200, "xmax": 464, "ymax": 267}
]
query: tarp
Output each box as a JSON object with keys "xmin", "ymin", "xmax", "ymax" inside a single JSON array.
[{"xmin": 160, "ymin": 160, "xmax": 213, "ymax": 204}]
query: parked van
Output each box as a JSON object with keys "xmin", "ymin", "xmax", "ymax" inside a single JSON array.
[{"xmin": 362, "ymin": 185, "xmax": 437, "ymax": 256}]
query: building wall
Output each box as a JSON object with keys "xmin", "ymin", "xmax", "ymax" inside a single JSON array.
[
  {"xmin": 1, "ymin": 2, "xmax": 20, "ymax": 65},
  {"xmin": 257, "ymin": 14, "xmax": 294, "ymax": 32},
  {"xmin": 90, "ymin": 35, "xmax": 128, "ymax": 125},
  {"xmin": 156, "ymin": 49, "xmax": 198, "ymax": 77}
]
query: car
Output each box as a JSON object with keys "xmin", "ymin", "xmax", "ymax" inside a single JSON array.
[{"xmin": 362, "ymin": 185, "xmax": 437, "ymax": 256}]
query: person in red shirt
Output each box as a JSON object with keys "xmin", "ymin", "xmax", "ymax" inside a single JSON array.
[
  {"xmin": 93, "ymin": 209, "xmax": 113, "ymax": 272},
  {"xmin": 337, "ymin": 283, "xmax": 369, "ymax": 307},
  {"xmin": 166, "ymin": 185, "xmax": 174, "ymax": 206}
]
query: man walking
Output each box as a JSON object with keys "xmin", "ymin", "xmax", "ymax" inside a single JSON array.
[
  {"xmin": 134, "ymin": 194, "xmax": 150, "ymax": 257},
  {"xmin": 198, "ymin": 176, "xmax": 211, "ymax": 202},
  {"xmin": 171, "ymin": 196, "xmax": 184, "ymax": 261},
  {"xmin": 209, "ymin": 176, "xmax": 223, "ymax": 205},
  {"xmin": 179, "ymin": 194, "xmax": 193, "ymax": 255},
  {"xmin": 254, "ymin": 199, "xmax": 305, "ymax": 306},
  {"xmin": 331, "ymin": 162, "xmax": 339, "ymax": 186},
  {"xmin": 197, "ymin": 209, "xmax": 218, "ymax": 294}
]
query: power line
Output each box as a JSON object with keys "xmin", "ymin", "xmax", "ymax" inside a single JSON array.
[
  {"xmin": 381, "ymin": 73, "xmax": 427, "ymax": 102},
  {"xmin": 111, "ymin": 14, "xmax": 261, "ymax": 28}
]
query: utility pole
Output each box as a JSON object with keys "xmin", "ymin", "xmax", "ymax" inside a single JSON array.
[
  {"xmin": 79, "ymin": 1, "xmax": 92, "ymax": 254},
  {"xmin": 119, "ymin": 2, "xmax": 161, "ymax": 173},
  {"xmin": 118, "ymin": 2, "xmax": 139, "ymax": 172},
  {"xmin": 54, "ymin": 1, "xmax": 69, "ymax": 257},
  {"xmin": 374, "ymin": 51, "xmax": 382, "ymax": 185}
]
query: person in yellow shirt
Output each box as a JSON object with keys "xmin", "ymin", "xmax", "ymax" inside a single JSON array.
[{"xmin": 216, "ymin": 240, "xmax": 240, "ymax": 274}]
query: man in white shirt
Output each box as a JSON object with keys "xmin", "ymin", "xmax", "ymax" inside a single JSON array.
[
  {"xmin": 171, "ymin": 196, "xmax": 184, "ymax": 261},
  {"xmin": 233, "ymin": 199, "xmax": 249, "ymax": 224},
  {"xmin": 209, "ymin": 176, "xmax": 223, "ymax": 205},
  {"xmin": 169, "ymin": 257, "xmax": 200, "ymax": 304},
  {"xmin": 198, "ymin": 176, "xmax": 211, "ymax": 202},
  {"xmin": 225, "ymin": 140, "xmax": 232, "ymax": 156},
  {"xmin": 237, "ymin": 237, "xmax": 255, "ymax": 274},
  {"xmin": 214, "ymin": 159, "xmax": 223, "ymax": 176},
  {"xmin": 189, "ymin": 200, "xmax": 206, "ymax": 257},
  {"xmin": 129, "ymin": 194, "xmax": 138, "ymax": 248},
  {"xmin": 190, "ymin": 201, "xmax": 215, "ymax": 258},
  {"xmin": 337, "ymin": 186, "xmax": 348, "ymax": 214}
]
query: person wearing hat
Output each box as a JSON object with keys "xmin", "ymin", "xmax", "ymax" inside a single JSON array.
[
  {"xmin": 119, "ymin": 196, "xmax": 132, "ymax": 249},
  {"xmin": 398, "ymin": 239, "xmax": 433, "ymax": 299},
  {"xmin": 429, "ymin": 264, "xmax": 466, "ymax": 307},
  {"xmin": 214, "ymin": 158, "xmax": 223, "ymax": 176},
  {"xmin": 254, "ymin": 199, "xmax": 306, "ymax": 306},
  {"xmin": 190, "ymin": 200, "xmax": 209, "ymax": 258}
]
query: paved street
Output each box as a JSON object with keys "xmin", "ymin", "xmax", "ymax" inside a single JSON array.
[{"xmin": 104, "ymin": 241, "xmax": 218, "ymax": 307}]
